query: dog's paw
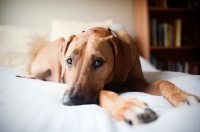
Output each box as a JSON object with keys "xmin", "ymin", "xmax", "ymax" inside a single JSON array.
[
  {"xmin": 124, "ymin": 106, "xmax": 157, "ymax": 125},
  {"xmin": 179, "ymin": 96, "xmax": 200, "ymax": 106}
]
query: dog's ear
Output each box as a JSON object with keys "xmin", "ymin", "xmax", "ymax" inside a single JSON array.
[
  {"xmin": 107, "ymin": 34, "xmax": 134, "ymax": 82},
  {"xmin": 59, "ymin": 35, "xmax": 75, "ymax": 81}
]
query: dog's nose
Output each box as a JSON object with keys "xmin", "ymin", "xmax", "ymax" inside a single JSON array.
[
  {"xmin": 62, "ymin": 94, "xmax": 82, "ymax": 106},
  {"xmin": 62, "ymin": 90, "xmax": 86, "ymax": 106}
]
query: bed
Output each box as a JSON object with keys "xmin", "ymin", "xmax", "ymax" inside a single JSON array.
[{"xmin": 0, "ymin": 22, "xmax": 200, "ymax": 132}]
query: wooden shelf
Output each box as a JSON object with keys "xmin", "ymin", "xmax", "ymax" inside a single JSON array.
[
  {"xmin": 149, "ymin": 7, "xmax": 200, "ymax": 12},
  {"xmin": 133, "ymin": 0, "xmax": 200, "ymax": 74},
  {"xmin": 150, "ymin": 46, "xmax": 200, "ymax": 50}
]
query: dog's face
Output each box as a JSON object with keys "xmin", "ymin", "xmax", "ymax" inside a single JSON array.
[
  {"xmin": 61, "ymin": 28, "xmax": 116, "ymax": 105},
  {"xmin": 60, "ymin": 28, "xmax": 133, "ymax": 106}
]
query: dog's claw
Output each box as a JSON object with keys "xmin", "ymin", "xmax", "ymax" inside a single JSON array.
[
  {"xmin": 180, "ymin": 96, "xmax": 200, "ymax": 106},
  {"xmin": 125, "ymin": 119, "xmax": 133, "ymax": 125}
]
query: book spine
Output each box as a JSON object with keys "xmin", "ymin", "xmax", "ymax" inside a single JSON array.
[
  {"xmin": 149, "ymin": 57, "xmax": 199, "ymax": 75},
  {"xmin": 163, "ymin": 23, "xmax": 168, "ymax": 47},
  {"xmin": 150, "ymin": 55, "xmax": 157, "ymax": 68},
  {"xmin": 175, "ymin": 19, "xmax": 182, "ymax": 47},
  {"xmin": 184, "ymin": 62, "xmax": 189, "ymax": 73},
  {"xmin": 171, "ymin": 25, "xmax": 175, "ymax": 47},
  {"xmin": 167, "ymin": 24, "xmax": 172, "ymax": 47},
  {"xmin": 151, "ymin": 19, "xmax": 157, "ymax": 46},
  {"xmin": 157, "ymin": 23, "xmax": 163, "ymax": 46}
]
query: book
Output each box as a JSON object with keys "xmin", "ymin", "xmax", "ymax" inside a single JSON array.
[
  {"xmin": 150, "ymin": 55, "xmax": 157, "ymax": 68},
  {"xmin": 171, "ymin": 25, "xmax": 175, "ymax": 46},
  {"xmin": 184, "ymin": 62, "xmax": 189, "ymax": 73},
  {"xmin": 151, "ymin": 18, "xmax": 157, "ymax": 46},
  {"xmin": 174, "ymin": 19, "xmax": 182, "ymax": 47},
  {"xmin": 157, "ymin": 23, "xmax": 163, "ymax": 46},
  {"xmin": 163, "ymin": 23, "xmax": 168, "ymax": 47},
  {"xmin": 150, "ymin": 56, "xmax": 199, "ymax": 75},
  {"xmin": 176, "ymin": 62, "xmax": 183, "ymax": 72},
  {"xmin": 167, "ymin": 24, "xmax": 172, "ymax": 47}
]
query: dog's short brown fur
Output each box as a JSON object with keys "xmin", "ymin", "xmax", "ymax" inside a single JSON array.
[{"xmin": 26, "ymin": 27, "xmax": 199, "ymax": 125}]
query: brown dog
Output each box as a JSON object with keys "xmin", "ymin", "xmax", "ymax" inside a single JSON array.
[{"xmin": 26, "ymin": 27, "xmax": 200, "ymax": 125}]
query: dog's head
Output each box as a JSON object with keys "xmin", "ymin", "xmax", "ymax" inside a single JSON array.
[{"xmin": 59, "ymin": 27, "xmax": 134, "ymax": 106}]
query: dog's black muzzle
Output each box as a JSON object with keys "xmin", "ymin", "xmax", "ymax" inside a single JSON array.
[{"xmin": 62, "ymin": 89, "xmax": 99, "ymax": 106}]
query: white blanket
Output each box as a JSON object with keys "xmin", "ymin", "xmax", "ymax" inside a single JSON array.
[{"xmin": 0, "ymin": 57, "xmax": 200, "ymax": 132}]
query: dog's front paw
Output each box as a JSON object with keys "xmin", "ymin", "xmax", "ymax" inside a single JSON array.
[
  {"xmin": 112, "ymin": 98, "xmax": 158, "ymax": 126},
  {"xmin": 179, "ymin": 96, "xmax": 200, "ymax": 106},
  {"xmin": 124, "ymin": 106, "xmax": 157, "ymax": 125},
  {"xmin": 99, "ymin": 90, "xmax": 158, "ymax": 126}
]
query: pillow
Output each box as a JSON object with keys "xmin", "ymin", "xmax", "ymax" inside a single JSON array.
[
  {"xmin": 0, "ymin": 25, "xmax": 48, "ymax": 72},
  {"xmin": 51, "ymin": 19, "xmax": 113, "ymax": 41}
]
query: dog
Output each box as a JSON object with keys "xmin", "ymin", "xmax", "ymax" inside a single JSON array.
[{"xmin": 24, "ymin": 27, "xmax": 200, "ymax": 125}]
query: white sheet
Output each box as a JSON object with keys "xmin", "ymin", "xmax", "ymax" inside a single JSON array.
[{"xmin": 0, "ymin": 58, "xmax": 200, "ymax": 132}]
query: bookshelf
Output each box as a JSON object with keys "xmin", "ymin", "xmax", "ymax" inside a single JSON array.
[{"xmin": 133, "ymin": 0, "xmax": 200, "ymax": 75}]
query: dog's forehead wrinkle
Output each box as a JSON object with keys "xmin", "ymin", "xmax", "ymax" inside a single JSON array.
[
  {"xmin": 73, "ymin": 49, "xmax": 79, "ymax": 55},
  {"xmin": 91, "ymin": 54, "xmax": 95, "ymax": 61},
  {"xmin": 89, "ymin": 28, "xmax": 112, "ymax": 37},
  {"xmin": 68, "ymin": 40, "xmax": 87, "ymax": 56}
]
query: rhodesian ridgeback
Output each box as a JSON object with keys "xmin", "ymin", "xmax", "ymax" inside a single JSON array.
[{"xmin": 25, "ymin": 27, "xmax": 200, "ymax": 125}]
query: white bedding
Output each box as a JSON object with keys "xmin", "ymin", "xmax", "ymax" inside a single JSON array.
[{"xmin": 0, "ymin": 57, "xmax": 200, "ymax": 132}]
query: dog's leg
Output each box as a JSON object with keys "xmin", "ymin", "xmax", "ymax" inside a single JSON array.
[
  {"xmin": 147, "ymin": 81, "xmax": 200, "ymax": 107},
  {"xmin": 51, "ymin": 55, "xmax": 62, "ymax": 83},
  {"xmin": 126, "ymin": 58, "xmax": 200, "ymax": 107},
  {"xmin": 99, "ymin": 90, "xmax": 157, "ymax": 125}
]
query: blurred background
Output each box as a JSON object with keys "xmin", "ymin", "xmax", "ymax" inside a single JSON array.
[
  {"xmin": 0, "ymin": 0, "xmax": 199, "ymax": 74},
  {"xmin": 0, "ymin": 0, "xmax": 135, "ymax": 39}
]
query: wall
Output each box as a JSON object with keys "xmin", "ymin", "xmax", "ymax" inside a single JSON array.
[{"xmin": 0, "ymin": 0, "xmax": 135, "ymax": 39}]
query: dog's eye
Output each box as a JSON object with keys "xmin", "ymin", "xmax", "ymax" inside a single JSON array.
[
  {"xmin": 66, "ymin": 58, "xmax": 73, "ymax": 66},
  {"xmin": 93, "ymin": 59, "xmax": 104, "ymax": 69}
]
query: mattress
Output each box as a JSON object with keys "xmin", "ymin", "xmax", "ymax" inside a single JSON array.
[{"xmin": 0, "ymin": 57, "xmax": 200, "ymax": 132}]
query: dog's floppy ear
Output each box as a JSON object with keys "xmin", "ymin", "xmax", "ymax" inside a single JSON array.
[
  {"xmin": 59, "ymin": 35, "xmax": 75, "ymax": 81},
  {"xmin": 107, "ymin": 34, "xmax": 134, "ymax": 82}
]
